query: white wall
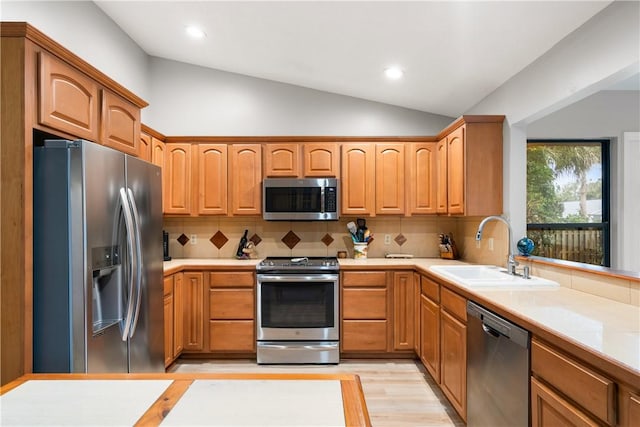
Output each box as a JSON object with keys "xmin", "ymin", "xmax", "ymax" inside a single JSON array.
[
  {"xmin": 146, "ymin": 57, "xmax": 453, "ymax": 136},
  {"xmin": 465, "ymin": 1, "xmax": 640, "ymax": 272},
  {"xmin": 1, "ymin": 1, "xmax": 150, "ymax": 101}
]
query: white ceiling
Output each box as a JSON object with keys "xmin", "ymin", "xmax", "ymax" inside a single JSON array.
[{"xmin": 94, "ymin": 1, "xmax": 614, "ymax": 117}]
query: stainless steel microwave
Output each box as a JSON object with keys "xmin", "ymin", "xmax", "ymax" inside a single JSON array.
[{"xmin": 263, "ymin": 178, "xmax": 339, "ymax": 221}]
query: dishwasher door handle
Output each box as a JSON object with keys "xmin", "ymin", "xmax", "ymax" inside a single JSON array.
[{"xmin": 482, "ymin": 323, "xmax": 502, "ymax": 338}]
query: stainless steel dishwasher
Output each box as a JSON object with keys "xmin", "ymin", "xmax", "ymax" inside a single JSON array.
[{"xmin": 467, "ymin": 301, "xmax": 530, "ymax": 427}]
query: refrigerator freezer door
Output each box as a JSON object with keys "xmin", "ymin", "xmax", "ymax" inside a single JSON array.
[{"xmin": 125, "ymin": 156, "xmax": 164, "ymax": 373}]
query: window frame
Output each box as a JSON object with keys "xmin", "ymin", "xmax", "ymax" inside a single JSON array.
[{"xmin": 526, "ymin": 138, "xmax": 611, "ymax": 267}]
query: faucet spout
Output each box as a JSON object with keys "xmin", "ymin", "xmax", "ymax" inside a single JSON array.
[{"xmin": 476, "ymin": 215, "xmax": 518, "ymax": 275}]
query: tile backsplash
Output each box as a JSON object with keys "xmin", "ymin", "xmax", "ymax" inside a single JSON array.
[{"xmin": 163, "ymin": 216, "xmax": 459, "ymax": 259}]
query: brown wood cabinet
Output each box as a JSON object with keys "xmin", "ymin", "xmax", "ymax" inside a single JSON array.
[
  {"xmin": 439, "ymin": 286, "xmax": 467, "ymax": 421},
  {"xmin": 139, "ymin": 132, "xmax": 152, "ymax": 161},
  {"xmin": 341, "ymin": 271, "xmax": 389, "ymax": 352},
  {"xmin": 100, "ymin": 89, "xmax": 140, "ymax": 156},
  {"xmin": 163, "ymin": 276, "xmax": 174, "ymax": 367},
  {"xmin": 392, "ymin": 271, "xmax": 414, "ymax": 351},
  {"xmin": 262, "ymin": 143, "xmax": 339, "ymax": 177},
  {"xmin": 263, "ymin": 143, "xmax": 300, "ymax": 177},
  {"xmin": 531, "ymin": 377, "xmax": 599, "ymax": 427},
  {"xmin": 151, "ymin": 137, "xmax": 165, "ymax": 169},
  {"xmin": 618, "ymin": 385, "xmax": 640, "ymax": 427},
  {"xmin": 413, "ymin": 272, "xmax": 420, "ymax": 355},
  {"xmin": 195, "ymin": 144, "xmax": 228, "ymax": 215},
  {"xmin": 38, "ymin": 50, "xmax": 100, "ymax": 142},
  {"xmin": 531, "ymin": 338, "xmax": 616, "ymax": 426},
  {"xmin": 304, "ymin": 143, "xmax": 339, "ymax": 177},
  {"xmin": 164, "ymin": 143, "xmax": 193, "ymax": 215},
  {"xmin": 208, "ymin": 272, "xmax": 255, "ymax": 353},
  {"xmin": 407, "ymin": 143, "xmax": 437, "ymax": 215},
  {"xmin": 375, "ymin": 144, "xmax": 405, "ymax": 215},
  {"xmin": 419, "ymin": 275, "xmax": 441, "ymax": 383},
  {"xmin": 183, "ymin": 272, "xmax": 205, "ymax": 352},
  {"xmin": 341, "ymin": 144, "xmax": 375, "ymax": 216},
  {"xmin": 229, "ymin": 144, "xmax": 262, "ymax": 215},
  {"xmin": 436, "ymin": 117, "xmax": 504, "ymax": 216},
  {"xmin": 173, "ymin": 273, "xmax": 184, "ymax": 357}
]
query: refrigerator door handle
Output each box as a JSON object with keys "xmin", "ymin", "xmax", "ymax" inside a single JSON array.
[
  {"xmin": 126, "ymin": 188, "xmax": 143, "ymax": 338},
  {"xmin": 119, "ymin": 187, "xmax": 138, "ymax": 341}
]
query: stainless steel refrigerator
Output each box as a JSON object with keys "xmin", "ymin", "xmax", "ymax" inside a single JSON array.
[{"xmin": 33, "ymin": 139, "xmax": 164, "ymax": 373}]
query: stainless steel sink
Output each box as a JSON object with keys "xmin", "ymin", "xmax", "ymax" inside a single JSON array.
[{"xmin": 429, "ymin": 265, "xmax": 559, "ymax": 288}]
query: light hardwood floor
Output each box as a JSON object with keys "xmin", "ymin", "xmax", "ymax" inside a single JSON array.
[{"xmin": 169, "ymin": 359, "xmax": 464, "ymax": 427}]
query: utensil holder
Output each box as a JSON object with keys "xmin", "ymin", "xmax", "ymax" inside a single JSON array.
[{"xmin": 354, "ymin": 243, "xmax": 368, "ymax": 259}]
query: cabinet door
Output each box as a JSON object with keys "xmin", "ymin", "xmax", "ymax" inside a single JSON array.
[
  {"xmin": 151, "ymin": 137, "xmax": 165, "ymax": 169},
  {"xmin": 209, "ymin": 289, "xmax": 254, "ymax": 319},
  {"xmin": 420, "ymin": 294, "xmax": 440, "ymax": 383},
  {"xmin": 441, "ymin": 309, "xmax": 467, "ymax": 421},
  {"xmin": 183, "ymin": 272, "xmax": 204, "ymax": 351},
  {"xmin": 392, "ymin": 271, "xmax": 414, "ymax": 351},
  {"xmin": 209, "ymin": 320, "xmax": 255, "ymax": 352},
  {"xmin": 531, "ymin": 377, "xmax": 599, "ymax": 427},
  {"xmin": 413, "ymin": 273, "xmax": 421, "ymax": 355},
  {"xmin": 163, "ymin": 293, "xmax": 174, "ymax": 367},
  {"xmin": 139, "ymin": 132, "xmax": 152, "ymax": 161},
  {"xmin": 407, "ymin": 143, "xmax": 437, "ymax": 215},
  {"xmin": 173, "ymin": 273, "xmax": 184, "ymax": 357},
  {"xmin": 264, "ymin": 143, "xmax": 300, "ymax": 177},
  {"xmin": 436, "ymin": 137, "xmax": 448, "ymax": 214},
  {"xmin": 619, "ymin": 386, "xmax": 640, "ymax": 427},
  {"xmin": 101, "ymin": 89, "xmax": 141, "ymax": 156},
  {"xmin": 196, "ymin": 144, "xmax": 227, "ymax": 215},
  {"xmin": 342, "ymin": 288, "xmax": 387, "ymax": 319},
  {"xmin": 303, "ymin": 143, "xmax": 338, "ymax": 177},
  {"xmin": 447, "ymin": 126, "xmax": 465, "ymax": 215},
  {"xmin": 38, "ymin": 51, "xmax": 99, "ymax": 141},
  {"xmin": 164, "ymin": 143, "xmax": 192, "ymax": 215},
  {"xmin": 376, "ymin": 143, "xmax": 405, "ymax": 215},
  {"xmin": 341, "ymin": 144, "xmax": 375, "ymax": 216},
  {"xmin": 229, "ymin": 144, "xmax": 262, "ymax": 215}
]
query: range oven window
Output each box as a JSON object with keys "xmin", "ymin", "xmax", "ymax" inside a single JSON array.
[
  {"xmin": 260, "ymin": 281, "xmax": 334, "ymax": 328},
  {"xmin": 264, "ymin": 187, "xmax": 322, "ymax": 213}
]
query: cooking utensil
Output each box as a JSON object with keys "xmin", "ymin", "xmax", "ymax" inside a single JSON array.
[{"xmin": 347, "ymin": 221, "xmax": 357, "ymax": 235}]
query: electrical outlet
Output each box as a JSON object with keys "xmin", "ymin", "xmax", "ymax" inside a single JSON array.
[
  {"xmin": 488, "ymin": 237, "xmax": 494, "ymax": 251},
  {"xmin": 190, "ymin": 234, "xmax": 197, "ymax": 245},
  {"xmin": 384, "ymin": 234, "xmax": 391, "ymax": 245}
]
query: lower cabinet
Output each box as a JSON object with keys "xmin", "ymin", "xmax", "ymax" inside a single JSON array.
[
  {"xmin": 208, "ymin": 271, "xmax": 255, "ymax": 353},
  {"xmin": 531, "ymin": 377, "xmax": 600, "ymax": 427},
  {"xmin": 183, "ymin": 272, "xmax": 205, "ymax": 352},
  {"xmin": 619, "ymin": 385, "xmax": 640, "ymax": 427},
  {"xmin": 440, "ymin": 306, "xmax": 467, "ymax": 421},
  {"xmin": 392, "ymin": 271, "xmax": 415, "ymax": 351},
  {"xmin": 163, "ymin": 272, "xmax": 184, "ymax": 367}
]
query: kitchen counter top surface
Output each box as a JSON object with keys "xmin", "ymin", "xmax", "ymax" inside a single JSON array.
[{"xmin": 164, "ymin": 257, "xmax": 640, "ymax": 381}]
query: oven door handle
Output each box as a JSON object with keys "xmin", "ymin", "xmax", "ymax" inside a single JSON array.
[{"xmin": 257, "ymin": 274, "xmax": 338, "ymax": 282}]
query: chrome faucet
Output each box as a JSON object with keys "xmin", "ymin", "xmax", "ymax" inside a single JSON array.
[{"xmin": 476, "ymin": 215, "xmax": 519, "ymax": 275}]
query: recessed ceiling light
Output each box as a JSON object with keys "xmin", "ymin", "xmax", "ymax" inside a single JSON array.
[
  {"xmin": 185, "ymin": 25, "xmax": 206, "ymax": 39},
  {"xmin": 384, "ymin": 67, "xmax": 404, "ymax": 80}
]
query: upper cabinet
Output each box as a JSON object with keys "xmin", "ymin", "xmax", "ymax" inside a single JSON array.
[
  {"xmin": 436, "ymin": 117, "xmax": 504, "ymax": 216},
  {"xmin": 195, "ymin": 144, "xmax": 228, "ymax": 216},
  {"xmin": 139, "ymin": 132, "xmax": 152, "ymax": 161},
  {"xmin": 164, "ymin": 143, "xmax": 193, "ymax": 215},
  {"xmin": 101, "ymin": 89, "xmax": 140, "ymax": 156},
  {"xmin": 341, "ymin": 143, "xmax": 375, "ymax": 216},
  {"xmin": 38, "ymin": 51, "xmax": 99, "ymax": 142},
  {"xmin": 407, "ymin": 143, "xmax": 437, "ymax": 215},
  {"xmin": 375, "ymin": 143, "xmax": 405, "ymax": 215},
  {"xmin": 229, "ymin": 144, "xmax": 262, "ymax": 216},
  {"xmin": 263, "ymin": 142, "xmax": 338, "ymax": 177},
  {"xmin": 37, "ymin": 50, "xmax": 144, "ymax": 156}
]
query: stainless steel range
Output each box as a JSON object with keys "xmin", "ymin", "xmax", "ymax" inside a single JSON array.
[{"xmin": 256, "ymin": 257, "xmax": 339, "ymax": 364}]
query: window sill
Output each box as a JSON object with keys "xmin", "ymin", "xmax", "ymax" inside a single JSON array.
[{"xmin": 515, "ymin": 255, "xmax": 640, "ymax": 283}]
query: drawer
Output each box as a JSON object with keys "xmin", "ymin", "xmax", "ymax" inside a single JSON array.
[
  {"xmin": 209, "ymin": 320, "xmax": 255, "ymax": 352},
  {"xmin": 342, "ymin": 271, "xmax": 386, "ymax": 287},
  {"xmin": 342, "ymin": 320, "xmax": 388, "ymax": 351},
  {"xmin": 441, "ymin": 287, "xmax": 466, "ymax": 322},
  {"xmin": 209, "ymin": 289, "xmax": 254, "ymax": 319},
  {"xmin": 208, "ymin": 272, "xmax": 254, "ymax": 288},
  {"xmin": 421, "ymin": 275, "xmax": 439, "ymax": 302},
  {"xmin": 342, "ymin": 288, "xmax": 387, "ymax": 319},
  {"xmin": 532, "ymin": 339, "xmax": 615, "ymax": 425},
  {"xmin": 163, "ymin": 276, "xmax": 173, "ymax": 297}
]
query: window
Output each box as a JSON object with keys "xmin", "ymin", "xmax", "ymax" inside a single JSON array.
[{"xmin": 526, "ymin": 139, "xmax": 610, "ymax": 267}]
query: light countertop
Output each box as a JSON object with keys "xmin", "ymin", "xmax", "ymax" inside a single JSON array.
[{"xmin": 164, "ymin": 257, "xmax": 640, "ymax": 383}]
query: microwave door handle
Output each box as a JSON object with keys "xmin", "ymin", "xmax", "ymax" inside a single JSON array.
[{"xmin": 320, "ymin": 186, "xmax": 325, "ymax": 213}]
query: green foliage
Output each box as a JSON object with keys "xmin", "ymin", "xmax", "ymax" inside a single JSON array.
[{"xmin": 526, "ymin": 147, "xmax": 563, "ymax": 223}]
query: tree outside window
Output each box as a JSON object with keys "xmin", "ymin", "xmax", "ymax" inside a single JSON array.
[{"xmin": 526, "ymin": 140, "xmax": 609, "ymax": 266}]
